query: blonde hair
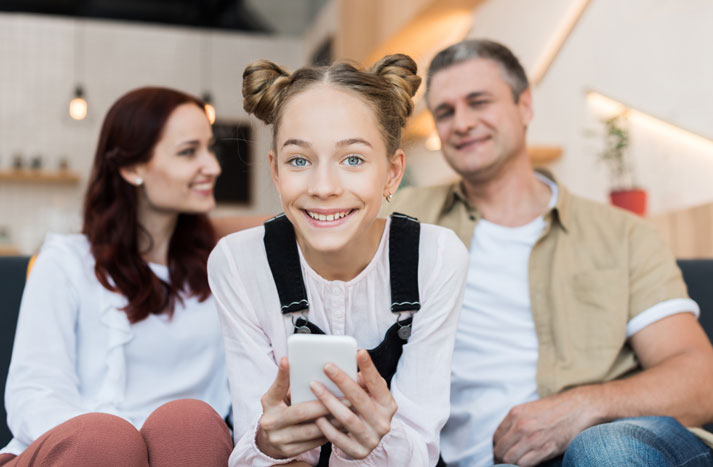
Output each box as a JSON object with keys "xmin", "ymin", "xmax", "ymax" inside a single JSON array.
[{"xmin": 242, "ymin": 54, "xmax": 421, "ymax": 155}]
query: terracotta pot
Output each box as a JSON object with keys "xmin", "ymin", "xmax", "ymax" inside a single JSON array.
[{"xmin": 609, "ymin": 189, "xmax": 647, "ymax": 216}]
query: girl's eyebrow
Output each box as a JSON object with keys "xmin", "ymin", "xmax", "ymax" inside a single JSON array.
[
  {"xmin": 281, "ymin": 138, "xmax": 372, "ymax": 149},
  {"xmin": 337, "ymin": 138, "xmax": 372, "ymax": 148},
  {"xmin": 282, "ymin": 138, "xmax": 311, "ymax": 149}
]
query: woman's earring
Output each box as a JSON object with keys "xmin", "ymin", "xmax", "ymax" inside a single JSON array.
[
  {"xmin": 385, "ymin": 192, "xmax": 393, "ymax": 203},
  {"xmin": 135, "ymin": 177, "xmax": 143, "ymax": 186}
]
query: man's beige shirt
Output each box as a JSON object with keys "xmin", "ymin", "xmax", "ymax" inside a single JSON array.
[
  {"xmin": 386, "ymin": 172, "xmax": 713, "ymax": 446},
  {"xmin": 386, "ymin": 174, "xmax": 691, "ymax": 397}
]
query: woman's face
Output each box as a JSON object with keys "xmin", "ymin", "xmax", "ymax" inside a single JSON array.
[
  {"xmin": 270, "ymin": 84, "xmax": 404, "ymax": 257},
  {"xmin": 127, "ymin": 103, "xmax": 221, "ymax": 216}
]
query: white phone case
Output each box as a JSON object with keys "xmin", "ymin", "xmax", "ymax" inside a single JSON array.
[{"xmin": 287, "ymin": 334, "xmax": 358, "ymax": 405}]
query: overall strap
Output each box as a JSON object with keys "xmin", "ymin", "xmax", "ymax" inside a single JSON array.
[
  {"xmin": 263, "ymin": 214, "xmax": 309, "ymax": 314},
  {"xmin": 389, "ymin": 212, "xmax": 421, "ymax": 313}
]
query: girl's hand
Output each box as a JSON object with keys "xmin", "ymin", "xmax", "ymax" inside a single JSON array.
[
  {"xmin": 257, "ymin": 357, "xmax": 331, "ymax": 459},
  {"xmin": 310, "ymin": 349, "xmax": 397, "ymax": 459}
]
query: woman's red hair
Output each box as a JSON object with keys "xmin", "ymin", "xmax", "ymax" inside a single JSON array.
[{"xmin": 83, "ymin": 87, "xmax": 216, "ymax": 323}]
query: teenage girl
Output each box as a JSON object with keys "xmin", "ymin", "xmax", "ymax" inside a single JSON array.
[{"xmin": 208, "ymin": 55, "xmax": 468, "ymax": 466}]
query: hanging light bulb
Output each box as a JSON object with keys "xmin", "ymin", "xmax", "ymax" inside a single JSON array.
[
  {"xmin": 69, "ymin": 85, "xmax": 88, "ymax": 121},
  {"xmin": 202, "ymin": 92, "xmax": 216, "ymax": 125}
]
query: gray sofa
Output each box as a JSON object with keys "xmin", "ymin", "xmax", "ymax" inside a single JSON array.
[{"xmin": 1, "ymin": 257, "xmax": 712, "ymax": 446}]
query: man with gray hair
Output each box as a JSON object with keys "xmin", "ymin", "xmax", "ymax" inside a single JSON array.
[{"xmin": 388, "ymin": 39, "xmax": 713, "ymax": 466}]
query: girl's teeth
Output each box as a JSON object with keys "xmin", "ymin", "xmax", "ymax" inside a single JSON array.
[{"xmin": 308, "ymin": 211, "xmax": 349, "ymax": 221}]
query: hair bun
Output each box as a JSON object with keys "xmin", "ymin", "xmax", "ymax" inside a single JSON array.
[
  {"xmin": 371, "ymin": 54, "xmax": 422, "ymax": 126},
  {"xmin": 242, "ymin": 60, "xmax": 291, "ymax": 124}
]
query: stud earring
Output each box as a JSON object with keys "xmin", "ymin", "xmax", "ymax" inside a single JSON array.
[
  {"xmin": 135, "ymin": 177, "xmax": 143, "ymax": 186},
  {"xmin": 385, "ymin": 192, "xmax": 393, "ymax": 203}
]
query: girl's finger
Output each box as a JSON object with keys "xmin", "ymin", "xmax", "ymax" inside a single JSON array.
[
  {"xmin": 262, "ymin": 357, "xmax": 291, "ymax": 408},
  {"xmin": 279, "ymin": 436, "xmax": 331, "ymax": 459},
  {"xmin": 323, "ymin": 362, "xmax": 373, "ymax": 414},
  {"xmin": 315, "ymin": 416, "xmax": 377, "ymax": 460},
  {"xmin": 355, "ymin": 350, "xmax": 392, "ymax": 407},
  {"xmin": 273, "ymin": 399, "xmax": 332, "ymax": 428},
  {"xmin": 311, "ymin": 381, "xmax": 379, "ymax": 448},
  {"xmin": 274, "ymin": 421, "xmax": 328, "ymax": 444}
]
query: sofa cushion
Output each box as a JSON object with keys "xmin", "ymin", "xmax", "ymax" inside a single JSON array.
[
  {"xmin": 677, "ymin": 259, "xmax": 713, "ymax": 345},
  {"xmin": 0, "ymin": 256, "xmax": 29, "ymax": 446}
]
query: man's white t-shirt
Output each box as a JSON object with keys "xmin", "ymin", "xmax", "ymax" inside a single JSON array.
[{"xmin": 440, "ymin": 175, "xmax": 699, "ymax": 466}]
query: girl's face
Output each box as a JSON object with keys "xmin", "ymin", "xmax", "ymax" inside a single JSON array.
[
  {"xmin": 122, "ymin": 103, "xmax": 221, "ymax": 217},
  {"xmin": 270, "ymin": 84, "xmax": 404, "ymax": 259}
]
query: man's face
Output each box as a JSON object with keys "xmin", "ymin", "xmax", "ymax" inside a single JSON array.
[{"xmin": 427, "ymin": 58, "xmax": 533, "ymax": 182}]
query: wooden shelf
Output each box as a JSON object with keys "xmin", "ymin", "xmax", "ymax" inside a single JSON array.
[
  {"xmin": 528, "ymin": 146, "xmax": 563, "ymax": 165},
  {"xmin": 0, "ymin": 170, "xmax": 81, "ymax": 184},
  {"xmin": 0, "ymin": 245, "xmax": 20, "ymax": 256}
]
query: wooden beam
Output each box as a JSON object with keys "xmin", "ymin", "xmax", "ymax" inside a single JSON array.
[
  {"xmin": 363, "ymin": 0, "xmax": 482, "ymax": 67},
  {"xmin": 336, "ymin": 0, "xmax": 481, "ymax": 66}
]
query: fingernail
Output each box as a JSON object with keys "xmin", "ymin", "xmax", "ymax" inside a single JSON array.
[
  {"xmin": 324, "ymin": 363, "xmax": 336, "ymax": 376},
  {"xmin": 310, "ymin": 381, "xmax": 323, "ymax": 395}
]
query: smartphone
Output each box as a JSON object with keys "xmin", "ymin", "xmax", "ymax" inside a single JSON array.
[{"xmin": 287, "ymin": 334, "xmax": 358, "ymax": 405}]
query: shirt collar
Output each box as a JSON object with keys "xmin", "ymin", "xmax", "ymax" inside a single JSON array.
[
  {"xmin": 443, "ymin": 169, "xmax": 571, "ymax": 232},
  {"xmin": 443, "ymin": 180, "xmax": 470, "ymax": 212},
  {"xmin": 535, "ymin": 168, "xmax": 570, "ymax": 233}
]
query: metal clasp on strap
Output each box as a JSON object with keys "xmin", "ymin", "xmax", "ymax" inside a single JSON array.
[
  {"xmin": 291, "ymin": 313, "xmax": 312, "ymax": 334},
  {"xmin": 395, "ymin": 312, "xmax": 414, "ymax": 339}
]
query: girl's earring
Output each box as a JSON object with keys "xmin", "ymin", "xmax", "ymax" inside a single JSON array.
[
  {"xmin": 135, "ymin": 177, "xmax": 143, "ymax": 186},
  {"xmin": 385, "ymin": 192, "xmax": 393, "ymax": 203}
]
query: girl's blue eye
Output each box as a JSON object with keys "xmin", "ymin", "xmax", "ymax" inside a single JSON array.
[
  {"xmin": 345, "ymin": 155, "xmax": 363, "ymax": 166},
  {"xmin": 178, "ymin": 147, "xmax": 196, "ymax": 157},
  {"xmin": 289, "ymin": 157, "xmax": 309, "ymax": 167}
]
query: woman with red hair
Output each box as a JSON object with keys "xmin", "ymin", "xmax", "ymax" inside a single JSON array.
[{"xmin": 0, "ymin": 87, "xmax": 232, "ymax": 467}]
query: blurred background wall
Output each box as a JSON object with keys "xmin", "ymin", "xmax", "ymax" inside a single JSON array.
[{"xmin": 1, "ymin": 0, "xmax": 712, "ymax": 256}]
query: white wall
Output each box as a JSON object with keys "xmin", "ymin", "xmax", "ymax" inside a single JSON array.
[
  {"xmin": 404, "ymin": 0, "xmax": 713, "ymax": 215},
  {"xmin": 0, "ymin": 13, "xmax": 303, "ymax": 254},
  {"xmin": 4, "ymin": 1, "xmax": 712, "ymax": 253}
]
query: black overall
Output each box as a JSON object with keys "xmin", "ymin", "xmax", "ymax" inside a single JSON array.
[{"xmin": 263, "ymin": 212, "xmax": 421, "ymax": 466}]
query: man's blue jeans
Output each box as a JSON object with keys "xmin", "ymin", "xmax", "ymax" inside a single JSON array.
[{"xmin": 536, "ymin": 416, "xmax": 713, "ymax": 467}]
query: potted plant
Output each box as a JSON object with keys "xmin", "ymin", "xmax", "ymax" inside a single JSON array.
[{"xmin": 598, "ymin": 111, "xmax": 647, "ymax": 216}]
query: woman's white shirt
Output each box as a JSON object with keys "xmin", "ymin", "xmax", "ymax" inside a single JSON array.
[
  {"xmin": 1, "ymin": 233, "xmax": 231, "ymax": 455},
  {"xmin": 208, "ymin": 218, "xmax": 468, "ymax": 467}
]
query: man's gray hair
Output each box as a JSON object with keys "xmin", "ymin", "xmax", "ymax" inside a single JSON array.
[{"xmin": 426, "ymin": 39, "xmax": 529, "ymax": 102}]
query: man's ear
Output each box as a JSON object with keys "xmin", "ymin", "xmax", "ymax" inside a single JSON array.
[
  {"xmin": 268, "ymin": 151, "xmax": 279, "ymax": 187},
  {"xmin": 118, "ymin": 165, "xmax": 145, "ymax": 186},
  {"xmin": 517, "ymin": 87, "xmax": 534, "ymax": 126},
  {"xmin": 384, "ymin": 149, "xmax": 406, "ymax": 198}
]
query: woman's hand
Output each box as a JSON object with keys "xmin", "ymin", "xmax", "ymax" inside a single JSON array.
[
  {"xmin": 257, "ymin": 357, "xmax": 331, "ymax": 459},
  {"xmin": 310, "ymin": 349, "xmax": 397, "ymax": 459}
]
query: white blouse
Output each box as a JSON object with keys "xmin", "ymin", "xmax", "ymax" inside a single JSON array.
[
  {"xmin": 208, "ymin": 218, "xmax": 468, "ymax": 467},
  {"xmin": 1, "ymin": 233, "xmax": 231, "ymax": 456}
]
